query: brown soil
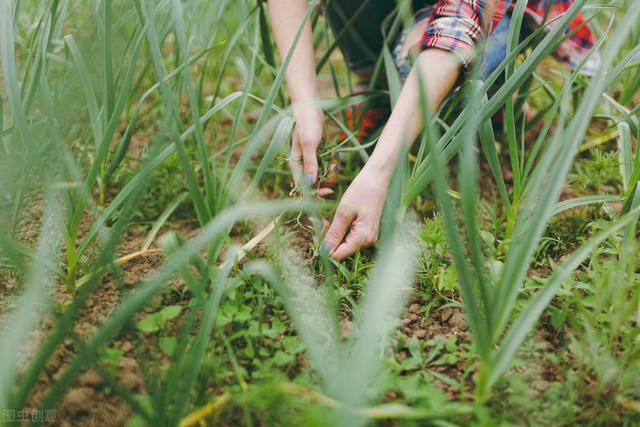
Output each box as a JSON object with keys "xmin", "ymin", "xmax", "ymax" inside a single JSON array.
[
  {"xmin": 23, "ymin": 224, "xmax": 163, "ymax": 427},
  {"xmin": 1, "ymin": 192, "xmax": 46, "ymax": 320},
  {"xmin": 281, "ymin": 219, "xmax": 475, "ymax": 399},
  {"xmin": 2, "ymin": 189, "xmax": 564, "ymax": 426},
  {"xmin": 0, "ymin": 192, "xmax": 170, "ymax": 427},
  {"xmin": 398, "ymin": 301, "xmax": 472, "ymax": 398}
]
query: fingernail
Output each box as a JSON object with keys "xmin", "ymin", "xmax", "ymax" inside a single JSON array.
[
  {"xmin": 305, "ymin": 174, "xmax": 314, "ymax": 187},
  {"xmin": 320, "ymin": 242, "xmax": 332, "ymax": 257}
]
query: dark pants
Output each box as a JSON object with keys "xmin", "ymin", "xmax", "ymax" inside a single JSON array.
[{"xmin": 322, "ymin": 0, "xmax": 432, "ymax": 72}]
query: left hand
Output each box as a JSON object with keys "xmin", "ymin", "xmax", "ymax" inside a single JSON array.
[
  {"xmin": 322, "ymin": 165, "xmax": 389, "ymax": 260},
  {"xmin": 290, "ymin": 104, "xmax": 324, "ymax": 186}
]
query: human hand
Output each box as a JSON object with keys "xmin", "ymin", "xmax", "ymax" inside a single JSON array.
[
  {"xmin": 322, "ymin": 165, "xmax": 390, "ymax": 260},
  {"xmin": 290, "ymin": 105, "xmax": 324, "ymax": 187}
]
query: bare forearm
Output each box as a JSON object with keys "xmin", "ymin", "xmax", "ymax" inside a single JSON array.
[
  {"xmin": 367, "ymin": 49, "xmax": 462, "ymax": 181},
  {"xmin": 267, "ymin": 0, "xmax": 319, "ymax": 105}
]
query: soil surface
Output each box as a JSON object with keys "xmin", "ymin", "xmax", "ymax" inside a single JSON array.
[
  {"xmin": 0, "ymin": 197, "xmax": 166, "ymax": 426},
  {"xmin": 22, "ymin": 226, "xmax": 162, "ymax": 427},
  {"xmin": 3, "ymin": 205, "xmax": 475, "ymax": 426},
  {"xmin": 2, "ymin": 193, "xmax": 560, "ymax": 426}
]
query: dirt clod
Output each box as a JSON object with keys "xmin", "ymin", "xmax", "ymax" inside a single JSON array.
[
  {"xmin": 79, "ymin": 370, "xmax": 103, "ymax": 388},
  {"xmin": 118, "ymin": 357, "xmax": 144, "ymax": 393},
  {"xmin": 119, "ymin": 340, "xmax": 134, "ymax": 353},
  {"xmin": 63, "ymin": 387, "xmax": 97, "ymax": 415},
  {"xmin": 447, "ymin": 310, "xmax": 467, "ymax": 331}
]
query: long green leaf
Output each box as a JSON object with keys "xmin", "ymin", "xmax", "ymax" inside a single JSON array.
[
  {"xmin": 617, "ymin": 121, "xmax": 633, "ymax": 190},
  {"xmin": 552, "ymin": 195, "xmax": 623, "ymax": 216},
  {"xmin": 404, "ymin": 0, "xmax": 594, "ymax": 204},
  {"xmin": 493, "ymin": 0, "xmax": 640, "ymax": 338},
  {"xmin": 35, "ymin": 200, "xmax": 317, "ymax": 415},
  {"xmin": 171, "ymin": 0, "xmax": 217, "ymax": 213},
  {"xmin": 63, "ymin": 35, "xmax": 103, "ymax": 148},
  {"xmin": 490, "ymin": 205, "xmax": 640, "ymax": 386}
]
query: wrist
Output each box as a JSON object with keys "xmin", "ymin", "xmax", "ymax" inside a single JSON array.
[
  {"xmin": 364, "ymin": 152, "xmax": 395, "ymax": 185},
  {"xmin": 292, "ymin": 96, "xmax": 321, "ymax": 115},
  {"xmin": 365, "ymin": 118, "xmax": 411, "ymax": 184},
  {"xmin": 292, "ymin": 101, "xmax": 323, "ymax": 128},
  {"xmin": 288, "ymin": 77, "xmax": 320, "ymax": 106}
]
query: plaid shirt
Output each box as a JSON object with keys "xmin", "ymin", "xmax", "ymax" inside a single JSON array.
[{"xmin": 419, "ymin": 0, "xmax": 599, "ymax": 76}]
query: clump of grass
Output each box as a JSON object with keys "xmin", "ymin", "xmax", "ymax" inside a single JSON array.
[{"xmin": 410, "ymin": 0, "xmax": 640, "ymax": 401}]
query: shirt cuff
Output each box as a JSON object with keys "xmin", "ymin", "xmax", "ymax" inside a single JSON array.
[{"xmin": 418, "ymin": 1, "xmax": 486, "ymax": 68}]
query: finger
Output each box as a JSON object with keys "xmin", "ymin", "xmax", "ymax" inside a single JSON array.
[
  {"xmin": 331, "ymin": 218, "xmax": 378, "ymax": 260},
  {"xmin": 330, "ymin": 238, "xmax": 361, "ymax": 260},
  {"xmin": 301, "ymin": 144, "xmax": 319, "ymax": 186},
  {"xmin": 317, "ymin": 188, "xmax": 334, "ymax": 198},
  {"xmin": 288, "ymin": 141, "xmax": 303, "ymax": 186},
  {"xmin": 322, "ymin": 206, "xmax": 356, "ymax": 256}
]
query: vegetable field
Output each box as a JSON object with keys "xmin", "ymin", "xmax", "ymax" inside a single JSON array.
[{"xmin": 1, "ymin": 0, "xmax": 639, "ymax": 425}]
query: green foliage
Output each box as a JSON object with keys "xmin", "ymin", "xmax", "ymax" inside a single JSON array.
[
  {"xmin": 570, "ymin": 148, "xmax": 620, "ymax": 194},
  {"xmin": 411, "ymin": 0, "xmax": 640, "ymax": 404},
  {"xmin": 135, "ymin": 305, "xmax": 183, "ymax": 334}
]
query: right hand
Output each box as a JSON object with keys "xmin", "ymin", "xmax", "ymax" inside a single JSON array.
[
  {"xmin": 322, "ymin": 162, "xmax": 389, "ymax": 259},
  {"xmin": 290, "ymin": 105, "xmax": 324, "ymax": 187}
]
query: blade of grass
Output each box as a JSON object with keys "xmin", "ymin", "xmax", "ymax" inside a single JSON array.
[
  {"xmin": 503, "ymin": 0, "xmax": 528, "ymax": 202},
  {"xmin": 141, "ymin": 0, "xmax": 210, "ymax": 225},
  {"xmin": 492, "ymin": 1, "xmax": 640, "ymax": 341},
  {"xmin": 101, "ymin": 0, "xmax": 115, "ymax": 119},
  {"xmin": 459, "ymin": 79, "xmax": 493, "ymax": 331},
  {"xmin": 477, "ymin": 92, "xmax": 511, "ymax": 211},
  {"xmin": 1, "ymin": 0, "xmax": 47, "ymax": 185},
  {"xmin": 63, "ymin": 34, "xmax": 103, "ymax": 148},
  {"xmin": 489, "ymin": 205, "xmax": 640, "ymax": 386},
  {"xmin": 33, "ymin": 199, "xmax": 318, "ymax": 415},
  {"xmin": 220, "ymin": 26, "xmax": 260, "ymax": 203},
  {"xmin": 243, "ymin": 116, "xmax": 294, "ymax": 198},
  {"xmin": 247, "ymin": 255, "xmax": 343, "ymax": 396},
  {"xmin": 415, "ymin": 62, "xmax": 492, "ymax": 362},
  {"xmin": 551, "ymin": 195, "xmax": 623, "ymax": 216},
  {"xmin": 207, "ymin": 4, "xmax": 257, "ymax": 110},
  {"xmin": 142, "ymin": 193, "xmax": 188, "ymax": 250},
  {"xmin": 0, "ymin": 206, "xmax": 60, "ymax": 410},
  {"xmin": 404, "ymin": 0, "xmax": 598, "ymax": 204},
  {"xmin": 169, "ymin": 248, "xmax": 238, "ymax": 424},
  {"xmin": 171, "ymin": 0, "xmax": 217, "ymax": 214},
  {"xmin": 257, "ymin": 0, "xmax": 275, "ymax": 68},
  {"xmin": 382, "ymin": 42, "xmax": 401, "ymax": 107},
  {"xmin": 343, "ymin": 216, "xmax": 420, "ymax": 414},
  {"xmin": 617, "ymin": 121, "xmax": 633, "ymax": 190},
  {"xmin": 622, "ymin": 182, "xmax": 640, "ymax": 245}
]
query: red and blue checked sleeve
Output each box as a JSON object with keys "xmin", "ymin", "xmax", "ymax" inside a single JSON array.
[
  {"xmin": 418, "ymin": 0, "xmax": 599, "ymax": 74},
  {"xmin": 418, "ymin": 0, "xmax": 496, "ymax": 66}
]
